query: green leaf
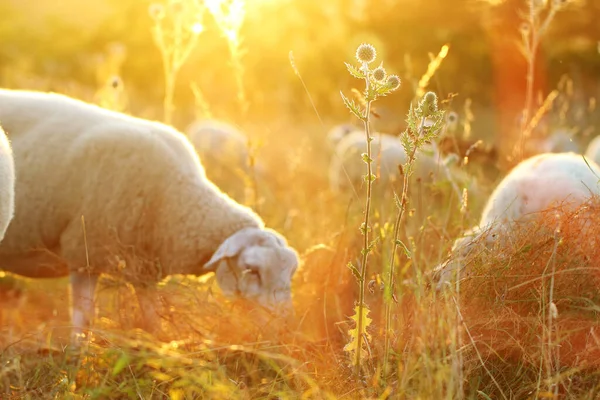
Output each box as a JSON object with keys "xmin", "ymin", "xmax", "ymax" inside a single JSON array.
[
  {"xmin": 340, "ymin": 91, "xmax": 364, "ymax": 120},
  {"xmin": 361, "ymin": 153, "xmax": 373, "ymax": 163},
  {"xmin": 395, "ymin": 239, "xmax": 412, "ymax": 259},
  {"xmin": 347, "ymin": 262, "xmax": 361, "ymax": 280},
  {"xmin": 363, "ymin": 173, "xmax": 376, "ymax": 182},
  {"xmin": 112, "ymin": 353, "xmax": 131, "ymax": 376},
  {"xmin": 345, "ymin": 62, "xmax": 365, "ymax": 79},
  {"xmin": 343, "ymin": 304, "xmax": 373, "ymax": 365}
]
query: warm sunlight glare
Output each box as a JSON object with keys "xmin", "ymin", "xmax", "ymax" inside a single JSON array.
[{"xmin": 191, "ymin": 22, "xmax": 204, "ymax": 35}]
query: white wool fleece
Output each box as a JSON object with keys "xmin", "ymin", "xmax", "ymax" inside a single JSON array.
[
  {"xmin": 0, "ymin": 126, "xmax": 15, "ymax": 242},
  {"xmin": 0, "ymin": 89, "xmax": 298, "ymax": 333},
  {"xmin": 436, "ymin": 152, "xmax": 600, "ymax": 289}
]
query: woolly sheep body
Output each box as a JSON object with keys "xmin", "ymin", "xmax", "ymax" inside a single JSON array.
[
  {"xmin": 326, "ymin": 123, "xmax": 358, "ymax": 150},
  {"xmin": 436, "ymin": 152, "xmax": 600, "ymax": 288},
  {"xmin": 329, "ymin": 130, "xmax": 407, "ymax": 192},
  {"xmin": 0, "ymin": 127, "xmax": 15, "ymax": 242},
  {"xmin": 329, "ymin": 130, "xmax": 450, "ymax": 192},
  {"xmin": 526, "ymin": 129, "xmax": 581, "ymax": 156},
  {"xmin": 0, "ymin": 89, "xmax": 298, "ymax": 337},
  {"xmin": 186, "ymin": 119, "xmax": 250, "ymax": 173},
  {"xmin": 585, "ymin": 135, "xmax": 600, "ymax": 166}
]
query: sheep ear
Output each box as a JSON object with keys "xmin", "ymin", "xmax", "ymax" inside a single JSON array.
[{"xmin": 203, "ymin": 228, "xmax": 259, "ymax": 271}]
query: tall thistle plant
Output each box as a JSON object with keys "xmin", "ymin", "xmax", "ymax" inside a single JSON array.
[
  {"xmin": 340, "ymin": 43, "xmax": 401, "ymax": 374},
  {"xmin": 383, "ymin": 92, "xmax": 445, "ymax": 378}
]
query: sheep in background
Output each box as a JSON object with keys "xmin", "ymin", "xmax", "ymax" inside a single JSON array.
[
  {"xmin": 328, "ymin": 130, "xmax": 463, "ymax": 197},
  {"xmin": 185, "ymin": 119, "xmax": 259, "ymax": 202},
  {"xmin": 585, "ymin": 135, "xmax": 600, "ymax": 166},
  {"xmin": 524, "ymin": 129, "xmax": 581, "ymax": 157},
  {"xmin": 540, "ymin": 129, "xmax": 581, "ymax": 153},
  {"xmin": 0, "ymin": 89, "xmax": 299, "ymax": 340},
  {"xmin": 186, "ymin": 119, "xmax": 250, "ymax": 173},
  {"xmin": 436, "ymin": 152, "xmax": 600, "ymax": 289},
  {"xmin": 325, "ymin": 123, "xmax": 359, "ymax": 150},
  {"xmin": 328, "ymin": 130, "xmax": 407, "ymax": 193},
  {"xmin": 0, "ymin": 126, "xmax": 15, "ymax": 242}
]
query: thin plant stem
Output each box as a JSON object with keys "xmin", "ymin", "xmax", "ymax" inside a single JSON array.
[
  {"xmin": 520, "ymin": 2, "xmax": 558, "ymax": 159},
  {"xmin": 382, "ymin": 117, "xmax": 426, "ymax": 378},
  {"xmin": 355, "ymin": 64, "xmax": 373, "ymax": 375}
]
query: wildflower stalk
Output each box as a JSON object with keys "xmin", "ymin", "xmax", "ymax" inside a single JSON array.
[
  {"xmin": 340, "ymin": 43, "xmax": 400, "ymax": 375},
  {"xmin": 150, "ymin": 1, "xmax": 206, "ymax": 125},
  {"xmin": 355, "ymin": 69, "xmax": 374, "ymax": 374},
  {"xmin": 383, "ymin": 93, "xmax": 445, "ymax": 378},
  {"xmin": 206, "ymin": 0, "xmax": 248, "ymax": 120},
  {"xmin": 519, "ymin": 0, "xmax": 566, "ymax": 157}
]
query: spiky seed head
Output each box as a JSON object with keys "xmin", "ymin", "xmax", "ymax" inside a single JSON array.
[
  {"xmin": 372, "ymin": 67, "xmax": 386, "ymax": 82},
  {"xmin": 148, "ymin": 3, "xmax": 165, "ymax": 20},
  {"xmin": 418, "ymin": 91, "xmax": 439, "ymax": 117},
  {"xmin": 424, "ymin": 91, "xmax": 438, "ymax": 109},
  {"xmin": 356, "ymin": 43, "xmax": 376, "ymax": 64},
  {"xmin": 386, "ymin": 75, "xmax": 401, "ymax": 90}
]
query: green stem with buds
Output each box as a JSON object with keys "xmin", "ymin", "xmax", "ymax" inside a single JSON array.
[{"xmin": 355, "ymin": 63, "xmax": 374, "ymax": 375}]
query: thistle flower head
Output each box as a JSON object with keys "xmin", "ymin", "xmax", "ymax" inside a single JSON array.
[
  {"xmin": 356, "ymin": 43, "xmax": 376, "ymax": 64},
  {"xmin": 386, "ymin": 75, "xmax": 401, "ymax": 90},
  {"xmin": 372, "ymin": 67, "xmax": 386, "ymax": 82},
  {"xmin": 148, "ymin": 3, "xmax": 165, "ymax": 20},
  {"xmin": 418, "ymin": 91, "xmax": 439, "ymax": 117}
]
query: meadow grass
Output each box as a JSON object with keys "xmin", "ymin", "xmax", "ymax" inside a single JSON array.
[{"xmin": 2, "ymin": 0, "xmax": 600, "ymax": 398}]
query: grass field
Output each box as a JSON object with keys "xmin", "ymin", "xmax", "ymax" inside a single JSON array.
[{"xmin": 2, "ymin": 0, "xmax": 600, "ymax": 398}]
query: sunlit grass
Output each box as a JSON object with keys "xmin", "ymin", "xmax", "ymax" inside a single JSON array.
[{"xmin": 2, "ymin": 0, "xmax": 600, "ymax": 398}]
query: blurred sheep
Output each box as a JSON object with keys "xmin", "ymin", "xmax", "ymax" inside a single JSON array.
[
  {"xmin": 0, "ymin": 89, "xmax": 299, "ymax": 340},
  {"xmin": 328, "ymin": 130, "xmax": 463, "ymax": 196},
  {"xmin": 326, "ymin": 123, "xmax": 359, "ymax": 151},
  {"xmin": 436, "ymin": 152, "xmax": 600, "ymax": 288},
  {"xmin": 585, "ymin": 135, "xmax": 600, "ymax": 166},
  {"xmin": 186, "ymin": 119, "xmax": 251, "ymax": 174}
]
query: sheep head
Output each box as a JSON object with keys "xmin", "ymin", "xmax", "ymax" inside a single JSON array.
[{"xmin": 203, "ymin": 227, "xmax": 298, "ymax": 314}]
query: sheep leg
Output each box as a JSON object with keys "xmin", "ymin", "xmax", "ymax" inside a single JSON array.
[
  {"xmin": 135, "ymin": 286, "xmax": 162, "ymax": 335},
  {"xmin": 69, "ymin": 272, "xmax": 98, "ymax": 342}
]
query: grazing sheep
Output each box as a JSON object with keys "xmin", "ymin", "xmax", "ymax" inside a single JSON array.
[
  {"xmin": 328, "ymin": 130, "xmax": 460, "ymax": 194},
  {"xmin": 186, "ymin": 119, "xmax": 251, "ymax": 174},
  {"xmin": 0, "ymin": 89, "xmax": 299, "ymax": 338},
  {"xmin": 436, "ymin": 152, "xmax": 600, "ymax": 288},
  {"xmin": 326, "ymin": 123, "xmax": 359, "ymax": 150},
  {"xmin": 585, "ymin": 135, "xmax": 600, "ymax": 166},
  {"xmin": 328, "ymin": 130, "xmax": 408, "ymax": 192},
  {"xmin": 525, "ymin": 129, "xmax": 581, "ymax": 157},
  {"xmin": 0, "ymin": 126, "xmax": 15, "ymax": 242},
  {"xmin": 541, "ymin": 129, "xmax": 581, "ymax": 153}
]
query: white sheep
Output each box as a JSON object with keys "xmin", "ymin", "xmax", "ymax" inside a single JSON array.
[
  {"xmin": 186, "ymin": 119, "xmax": 251, "ymax": 176},
  {"xmin": 0, "ymin": 126, "xmax": 15, "ymax": 242},
  {"xmin": 436, "ymin": 152, "xmax": 600, "ymax": 288},
  {"xmin": 328, "ymin": 130, "xmax": 461, "ymax": 195},
  {"xmin": 0, "ymin": 89, "xmax": 299, "ymax": 338},
  {"xmin": 526, "ymin": 129, "xmax": 581, "ymax": 156},
  {"xmin": 329, "ymin": 130, "xmax": 407, "ymax": 192},
  {"xmin": 326, "ymin": 123, "xmax": 359, "ymax": 150},
  {"xmin": 585, "ymin": 135, "xmax": 600, "ymax": 166}
]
